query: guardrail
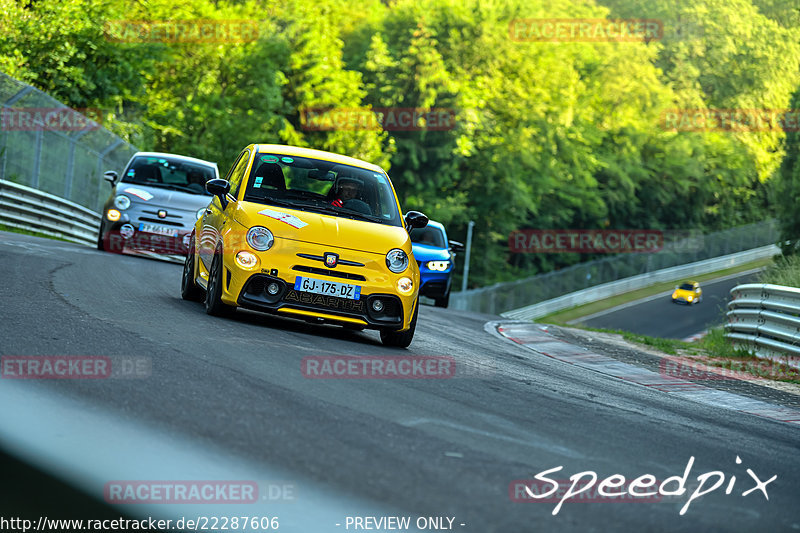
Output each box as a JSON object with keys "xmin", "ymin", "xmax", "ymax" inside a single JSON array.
[
  {"xmin": 725, "ymin": 283, "xmax": 800, "ymax": 370},
  {"xmin": 0, "ymin": 179, "xmax": 101, "ymax": 246},
  {"xmin": 501, "ymin": 245, "xmax": 779, "ymax": 321}
]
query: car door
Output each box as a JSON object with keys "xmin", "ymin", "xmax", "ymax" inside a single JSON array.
[{"xmin": 199, "ymin": 149, "xmax": 250, "ymax": 270}]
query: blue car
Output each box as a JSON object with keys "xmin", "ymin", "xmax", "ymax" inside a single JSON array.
[{"xmin": 410, "ymin": 220, "xmax": 463, "ymax": 308}]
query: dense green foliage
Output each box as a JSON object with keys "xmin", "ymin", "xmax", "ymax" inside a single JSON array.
[{"xmin": 2, "ymin": 0, "xmax": 798, "ymax": 286}]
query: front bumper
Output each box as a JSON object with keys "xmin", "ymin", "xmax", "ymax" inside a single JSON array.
[
  {"xmin": 101, "ymin": 221, "xmax": 191, "ymax": 255},
  {"xmin": 237, "ymin": 274, "xmax": 405, "ymax": 328},
  {"xmin": 207, "ymin": 236, "xmax": 419, "ymax": 331},
  {"xmin": 418, "ymin": 266, "xmax": 452, "ymax": 299}
]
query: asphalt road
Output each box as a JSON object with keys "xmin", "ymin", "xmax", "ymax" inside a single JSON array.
[
  {"xmin": 0, "ymin": 231, "xmax": 798, "ymax": 533},
  {"xmin": 576, "ymin": 273, "xmax": 762, "ymax": 340}
]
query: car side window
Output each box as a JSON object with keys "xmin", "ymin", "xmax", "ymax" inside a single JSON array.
[{"xmin": 226, "ymin": 150, "xmax": 251, "ymax": 199}]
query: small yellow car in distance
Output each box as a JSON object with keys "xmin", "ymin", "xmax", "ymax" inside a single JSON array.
[
  {"xmin": 672, "ymin": 281, "xmax": 703, "ymax": 305},
  {"xmin": 180, "ymin": 144, "xmax": 429, "ymax": 347}
]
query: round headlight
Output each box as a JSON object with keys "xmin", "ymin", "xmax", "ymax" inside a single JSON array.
[
  {"xmin": 396, "ymin": 277, "xmax": 413, "ymax": 293},
  {"xmin": 113, "ymin": 195, "xmax": 131, "ymax": 210},
  {"xmin": 106, "ymin": 209, "xmax": 121, "ymax": 221},
  {"xmin": 386, "ymin": 248, "xmax": 409, "ymax": 273},
  {"xmin": 235, "ymin": 251, "xmax": 258, "ymax": 269},
  {"xmin": 196, "ymin": 207, "xmax": 206, "ymax": 220},
  {"xmin": 246, "ymin": 226, "xmax": 274, "ymax": 251},
  {"xmin": 427, "ymin": 261, "xmax": 450, "ymax": 271}
]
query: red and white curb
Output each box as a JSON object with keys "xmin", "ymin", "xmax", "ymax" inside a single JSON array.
[{"xmin": 487, "ymin": 321, "xmax": 800, "ymax": 427}]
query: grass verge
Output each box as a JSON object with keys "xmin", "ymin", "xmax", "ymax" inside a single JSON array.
[
  {"xmin": 538, "ymin": 256, "xmax": 774, "ymax": 326},
  {"xmin": 580, "ymin": 326, "xmax": 800, "ymax": 384},
  {"xmin": 0, "ymin": 223, "xmax": 72, "ymax": 243}
]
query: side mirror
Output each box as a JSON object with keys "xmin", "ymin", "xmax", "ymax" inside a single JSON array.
[
  {"xmin": 404, "ymin": 210, "xmax": 428, "ymax": 231},
  {"xmin": 206, "ymin": 178, "xmax": 232, "ymax": 209},
  {"xmin": 104, "ymin": 171, "xmax": 118, "ymax": 185},
  {"xmin": 448, "ymin": 240, "xmax": 465, "ymax": 253}
]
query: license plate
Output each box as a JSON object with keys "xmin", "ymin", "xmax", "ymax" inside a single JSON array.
[
  {"xmin": 294, "ymin": 276, "xmax": 361, "ymax": 300},
  {"xmin": 138, "ymin": 223, "xmax": 178, "ymax": 237}
]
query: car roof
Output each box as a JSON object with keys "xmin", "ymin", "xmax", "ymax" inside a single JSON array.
[
  {"xmin": 252, "ymin": 144, "xmax": 385, "ymax": 173},
  {"xmin": 132, "ymin": 151, "xmax": 218, "ymax": 169}
]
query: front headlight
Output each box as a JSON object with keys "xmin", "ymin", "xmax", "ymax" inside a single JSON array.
[
  {"xmin": 113, "ymin": 194, "xmax": 131, "ymax": 210},
  {"xmin": 235, "ymin": 251, "xmax": 259, "ymax": 269},
  {"xmin": 396, "ymin": 277, "xmax": 413, "ymax": 293},
  {"xmin": 427, "ymin": 260, "xmax": 450, "ymax": 271},
  {"xmin": 687, "ymin": 295, "xmax": 693, "ymax": 301},
  {"xmin": 386, "ymin": 248, "xmax": 409, "ymax": 273},
  {"xmin": 196, "ymin": 207, "xmax": 206, "ymax": 220},
  {"xmin": 246, "ymin": 226, "xmax": 274, "ymax": 251}
]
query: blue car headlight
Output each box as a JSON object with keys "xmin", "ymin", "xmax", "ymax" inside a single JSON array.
[{"xmin": 426, "ymin": 260, "xmax": 450, "ymax": 271}]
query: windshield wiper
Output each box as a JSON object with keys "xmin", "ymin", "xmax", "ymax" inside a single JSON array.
[{"xmin": 333, "ymin": 207, "xmax": 384, "ymax": 223}]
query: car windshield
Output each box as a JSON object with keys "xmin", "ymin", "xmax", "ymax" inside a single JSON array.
[
  {"xmin": 410, "ymin": 226, "xmax": 446, "ymax": 248},
  {"xmin": 679, "ymin": 283, "xmax": 695, "ymax": 291},
  {"xmin": 242, "ymin": 153, "xmax": 402, "ymax": 226},
  {"xmin": 122, "ymin": 155, "xmax": 215, "ymax": 196}
]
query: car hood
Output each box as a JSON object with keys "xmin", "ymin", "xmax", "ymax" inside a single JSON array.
[
  {"xmin": 673, "ymin": 289, "xmax": 695, "ymax": 298},
  {"xmin": 115, "ymin": 183, "xmax": 213, "ymax": 211},
  {"xmin": 234, "ymin": 201, "xmax": 410, "ymax": 255},
  {"xmin": 411, "ymin": 243, "xmax": 451, "ymax": 262}
]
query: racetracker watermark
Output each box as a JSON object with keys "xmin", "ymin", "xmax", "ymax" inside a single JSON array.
[
  {"xmin": 302, "ymin": 356, "xmax": 456, "ymax": 379},
  {"xmin": 104, "ymin": 481, "xmax": 260, "ymax": 504},
  {"xmin": 659, "ymin": 356, "xmax": 797, "ymax": 382},
  {"xmin": 509, "ymin": 229, "xmax": 704, "ymax": 254},
  {"xmin": 1, "ymin": 356, "xmax": 151, "ymax": 379},
  {"xmin": 300, "ymin": 107, "xmax": 456, "ymax": 131},
  {"xmin": 104, "ymin": 20, "xmax": 260, "ymax": 43},
  {"xmin": 660, "ymin": 109, "xmax": 800, "ymax": 132},
  {"xmin": 509, "ymin": 229, "xmax": 663, "ymax": 253},
  {"xmin": 509, "ymin": 18, "xmax": 663, "ymax": 42},
  {"xmin": 1, "ymin": 107, "xmax": 102, "ymax": 131}
]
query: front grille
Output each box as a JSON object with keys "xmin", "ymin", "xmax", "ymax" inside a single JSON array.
[
  {"xmin": 142, "ymin": 209, "xmax": 183, "ymax": 220},
  {"xmin": 283, "ymin": 289, "xmax": 367, "ymax": 314},
  {"xmin": 296, "ymin": 253, "xmax": 364, "ymax": 267},
  {"xmin": 292, "ymin": 265, "xmax": 366, "ymax": 282},
  {"xmin": 137, "ymin": 217, "xmax": 184, "ymax": 227}
]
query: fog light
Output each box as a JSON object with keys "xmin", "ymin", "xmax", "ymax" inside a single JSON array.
[
  {"xmin": 182, "ymin": 233, "xmax": 191, "ymax": 248},
  {"xmin": 372, "ymin": 299, "xmax": 384, "ymax": 312},
  {"xmin": 107, "ymin": 209, "xmax": 121, "ymax": 221},
  {"xmin": 267, "ymin": 282, "xmax": 280, "ymax": 295},
  {"xmin": 396, "ymin": 277, "xmax": 413, "ymax": 294},
  {"xmin": 235, "ymin": 250, "xmax": 258, "ymax": 269},
  {"xmin": 119, "ymin": 224, "xmax": 135, "ymax": 239}
]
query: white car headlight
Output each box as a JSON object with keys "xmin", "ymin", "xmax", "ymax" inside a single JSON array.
[
  {"xmin": 427, "ymin": 260, "xmax": 450, "ymax": 271},
  {"xmin": 113, "ymin": 194, "xmax": 131, "ymax": 210},
  {"xmin": 196, "ymin": 207, "xmax": 206, "ymax": 220},
  {"xmin": 246, "ymin": 226, "xmax": 274, "ymax": 251},
  {"xmin": 386, "ymin": 248, "xmax": 409, "ymax": 273}
]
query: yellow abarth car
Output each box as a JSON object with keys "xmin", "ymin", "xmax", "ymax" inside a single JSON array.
[
  {"xmin": 672, "ymin": 281, "xmax": 703, "ymax": 305},
  {"xmin": 180, "ymin": 144, "xmax": 429, "ymax": 347}
]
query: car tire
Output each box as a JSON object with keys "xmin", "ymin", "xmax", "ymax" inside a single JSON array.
[
  {"xmin": 434, "ymin": 291, "xmax": 450, "ymax": 308},
  {"xmin": 380, "ymin": 298, "xmax": 418, "ymax": 348},
  {"xmin": 205, "ymin": 248, "xmax": 234, "ymax": 316},
  {"xmin": 96, "ymin": 232, "xmax": 105, "ymax": 251},
  {"xmin": 181, "ymin": 236, "xmax": 204, "ymax": 302}
]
